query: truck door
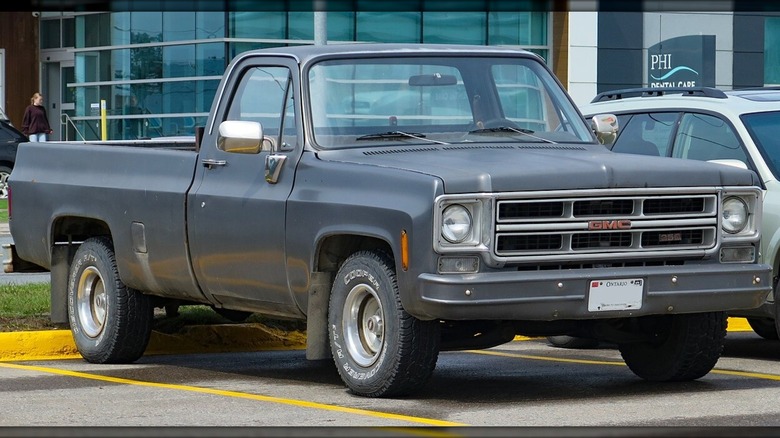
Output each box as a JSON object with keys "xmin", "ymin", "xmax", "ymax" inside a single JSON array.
[{"xmin": 187, "ymin": 58, "xmax": 302, "ymax": 316}]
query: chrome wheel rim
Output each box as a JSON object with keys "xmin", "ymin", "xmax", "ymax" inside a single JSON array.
[
  {"xmin": 77, "ymin": 266, "xmax": 107, "ymax": 338},
  {"xmin": 0, "ymin": 171, "xmax": 10, "ymax": 199},
  {"xmin": 342, "ymin": 283, "xmax": 384, "ymax": 367}
]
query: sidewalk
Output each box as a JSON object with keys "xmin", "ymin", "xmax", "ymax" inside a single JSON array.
[{"xmin": 0, "ymin": 222, "xmax": 8, "ymax": 236}]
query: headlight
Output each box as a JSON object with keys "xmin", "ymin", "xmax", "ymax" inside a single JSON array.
[
  {"xmin": 722, "ymin": 196, "xmax": 748, "ymax": 234},
  {"xmin": 442, "ymin": 204, "xmax": 472, "ymax": 243}
]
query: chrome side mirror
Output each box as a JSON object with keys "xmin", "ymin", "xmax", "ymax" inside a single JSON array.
[
  {"xmin": 217, "ymin": 120, "xmax": 264, "ymax": 154},
  {"xmin": 590, "ymin": 114, "xmax": 618, "ymax": 146}
]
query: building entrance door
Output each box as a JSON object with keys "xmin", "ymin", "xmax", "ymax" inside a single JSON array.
[{"xmin": 43, "ymin": 60, "xmax": 75, "ymax": 141}]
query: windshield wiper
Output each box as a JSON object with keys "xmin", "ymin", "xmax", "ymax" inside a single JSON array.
[
  {"xmin": 468, "ymin": 126, "xmax": 557, "ymax": 144},
  {"xmin": 356, "ymin": 131, "xmax": 449, "ymax": 145}
]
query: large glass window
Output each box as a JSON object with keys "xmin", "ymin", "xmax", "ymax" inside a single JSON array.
[
  {"xmin": 489, "ymin": 12, "xmax": 547, "ymax": 46},
  {"xmin": 62, "ymin": 18, "xmax": 75, "ymax": 47},
  {"xmin": 423, "ymin": 13, "xmax": 486, "ymax": 45},
  {"xmin": 131, "ymin": 12, "xmax": 162, "ymax": 44},
  {"xmin": 766, "ymin": 18, "xmax": 780, "ymax": 85},
  {"xmin": 163, "ymin": 12, "xmax": 196, "ymax": 42},
  {"xmin": 66, "ymin": 11, "xmax": 551, "ymax": 140},
  {"xmin": 131, "ymin": 46, "xmax": 163, "ymax": 80},
  {"xmin": 76, "ymin": 14, "xmax": 111, "ymax": 48},
  {"xmin": 288, "ymin": 12, "xmax": 314, "ymax": 40},
  {"xmin": 41, "ymin": 19, "xmax": 61, "ymax": 49},
  {"xmin": 356, "ymin": 12, "xmax": 421, "ymax": 43},
  {"xmin": 197, "ymin": 43, "xmax": 226, "ymax": 76},
  {"xmin": 230, "ymin": 12, "xmax": 285, "ymax": 39},
  {"xmin": 111, "ymin": 12, "xmax": 131, "ymax": 46},
  {"xmin": 327, "ymin": 12, "xmax": 355, "ymax": 42},
  {"xmin": 163, "ymin": 45, "xmax": 196, "ymax": 78},
  {"xmin": 197, "ymin": 12, "xmax": 226, "ymax": 39}
]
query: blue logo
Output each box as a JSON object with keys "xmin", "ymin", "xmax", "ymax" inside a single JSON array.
[{"xmin": 650, "ymin": 66, "xmax": 699, "ymax": 81}]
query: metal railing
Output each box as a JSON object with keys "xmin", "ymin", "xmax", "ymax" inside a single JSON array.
[{"xmin": 60, "ymin": 113, "xmax": 87, "ymax": 141}]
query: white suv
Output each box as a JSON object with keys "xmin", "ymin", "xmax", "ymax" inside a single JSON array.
[{"xmin": 579, "ymin": 86, "xmax": 780, "ymax": 341}]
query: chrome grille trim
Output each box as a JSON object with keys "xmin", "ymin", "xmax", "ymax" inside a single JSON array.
[{"xmin": 494, "ymin": 192, "xmax": 719, "ymax": 258}]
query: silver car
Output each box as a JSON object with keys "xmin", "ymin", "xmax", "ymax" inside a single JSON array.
[{"xmin": 580, "ymin": 86, "xmax": 780, "ymax": 342}]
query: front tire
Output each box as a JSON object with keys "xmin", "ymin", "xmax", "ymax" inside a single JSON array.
[
  {"xmin": 328, "ymin": 250, "xmax": 440, "ymax": 397},
  {"xmin": 618, "ymin": 312, "xmax": 726, "ymax": 381},
  {"xmin": 67, "ymin": 236, "xmax": 153, "ymax": 363}
]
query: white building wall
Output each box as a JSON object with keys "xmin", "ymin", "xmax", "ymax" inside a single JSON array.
[{"xmin": 567, "ymin": 12, "xmax": 599, "ymax": 107}]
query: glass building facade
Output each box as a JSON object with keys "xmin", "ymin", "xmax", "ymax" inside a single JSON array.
[{"xmin": 41, "ymin": 11, "xmax": 550, "ymax": 140}]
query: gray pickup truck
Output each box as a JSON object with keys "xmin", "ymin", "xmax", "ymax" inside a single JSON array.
[{"xmin": 6, "ymin": 43, "xmax": 772, "ymax": 398}]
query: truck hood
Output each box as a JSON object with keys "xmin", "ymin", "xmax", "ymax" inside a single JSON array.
[{"xmin": 316, "ymin": 143, "xmax": 761, "ymax": 193}]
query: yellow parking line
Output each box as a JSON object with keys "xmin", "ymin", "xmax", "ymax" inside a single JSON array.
[
  {"xmin": 0, "ymin": 362, "xmax": 467, "ymax": 428},
  {"xmin": 710, "ymin": 369, "xmax": 780, "ymax": 381},
  {"xmin": 471, "ymin": 349, "xmax": 626, "ymax": 366}
]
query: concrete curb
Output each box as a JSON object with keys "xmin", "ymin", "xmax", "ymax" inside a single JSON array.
[
  {"xmin": 0, "ymin": 318, "xmax": 754, "ymax": 362},
  {"xmin": 0, "ymin": 323, "xmax": 307, "ymax": 362}
]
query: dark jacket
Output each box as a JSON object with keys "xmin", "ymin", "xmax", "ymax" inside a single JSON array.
[{"xmin": 22, "ymin": 104, "xmax": 51, "ymax": 136}]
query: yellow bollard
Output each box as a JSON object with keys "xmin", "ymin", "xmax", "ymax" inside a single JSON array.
[{"xmin": 100, "ymin": 99, "xmax": 107, "ymax": 141}]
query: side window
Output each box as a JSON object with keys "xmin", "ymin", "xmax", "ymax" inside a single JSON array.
[
  {"xmin": 673, "ymin": 113, "xmax": 747, "ymax": 163},
  {"xmin": 280, "ymin": 86, "xmax": 297, "ymax": 150},
  {"xmin": 226, "ymin": 66, "xmax": 296, "ymax": 150},
  {"xmin": 612, "ymin": 112, "xmax": 678, "ymax": 157}
]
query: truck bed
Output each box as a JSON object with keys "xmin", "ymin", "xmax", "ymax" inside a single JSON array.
[{"xmin": 9, "ymin": 140, "xmax": 202, "ymax": 297}]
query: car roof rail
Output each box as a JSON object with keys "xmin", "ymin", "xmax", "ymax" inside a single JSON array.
[
  {"xmin": 591, "ymin": 87, "xmax": 728, "ymax": 103},
  {"xmin": 733, "ymin": 85, "xmax": 780, "ymax": 91}
]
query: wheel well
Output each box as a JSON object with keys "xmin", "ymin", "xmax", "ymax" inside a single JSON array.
[
  {"xmin": 305, "ymin": 234, "xmax": 394, "ymax": 361},
  {"xmin": 48, "ymin": 218, "xmax": 112, "ymax": 325},
  {"xmin": 315, "ymin": 234, "xmax": 394, "ymax": 274},
  {"xmin": 52, "ymin": 216, "xmax": 111, "ymax": 243}
]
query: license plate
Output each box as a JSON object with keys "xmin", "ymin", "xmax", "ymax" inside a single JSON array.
[{"xmin": 588, "ymin": 278, "xmax": 644, "ymax": 312}]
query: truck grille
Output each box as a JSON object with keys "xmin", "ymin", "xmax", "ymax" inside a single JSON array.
[{"xmin": 494, "ymin": 193, "xmax": 718, "ymax": 258}]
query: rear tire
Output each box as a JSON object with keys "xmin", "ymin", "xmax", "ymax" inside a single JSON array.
[
  {"xmin": 619, "ymin": 312, "xmax": 726, "ymax": 381},
  {"xmin": 0, "ymin": 165, "xmax": 12, "ymax": 199},
  {"xmin": 67, "ymin": 236, "xmax": 153, "ymax": 363},
  {"xmin": 747, "ymin": 317, "xmax": 779, "ymax": 340},
  {"xmin": 546, "ymin": 335, "xmax": 600, "ymax": 349},
  {"xmin": 328, "ymin": 250, "xmax": 440, "ymax": 397}
]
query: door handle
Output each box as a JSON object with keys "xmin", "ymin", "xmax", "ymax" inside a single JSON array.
[{"xmin": 201, "ymin": 158, "xmax": 227, "ymax": 168}]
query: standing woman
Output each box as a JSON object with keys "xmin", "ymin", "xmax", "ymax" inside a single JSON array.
[{"xmin": 22, "ymin": 92, "xmax": 52, "ymax": 142}]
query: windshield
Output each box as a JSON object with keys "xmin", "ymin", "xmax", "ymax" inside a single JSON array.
[
  {"xmin": 307, "ymin": 55, "xmax": 593, "ymax": 149},
  {"xmin": 742, "ymin": 111, "xmax": 780, "ymax": 179}
]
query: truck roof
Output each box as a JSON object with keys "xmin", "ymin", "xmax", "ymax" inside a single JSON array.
[{"xmin": 233, "ymin": 43, "xmax": 539, "ymax": 64}]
